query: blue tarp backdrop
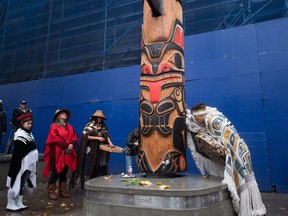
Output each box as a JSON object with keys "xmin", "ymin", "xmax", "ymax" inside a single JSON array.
[{"xmin": 0, "ymin": 18, "xmax": 288, "ymax": 193}]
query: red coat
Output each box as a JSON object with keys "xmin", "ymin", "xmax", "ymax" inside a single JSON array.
[{"xmin": 43, "ymin": 123, "xmax": 78, "ymax": 177}]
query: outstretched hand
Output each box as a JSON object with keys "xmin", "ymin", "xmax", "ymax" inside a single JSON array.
[{"xmin": 108, "ymin": 143, "xmax": 116, "ymax": 148}]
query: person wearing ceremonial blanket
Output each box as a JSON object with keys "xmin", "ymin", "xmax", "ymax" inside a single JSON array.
[
  {"xmin": 6, "ymin": 113, "xmax": 38, "ymax": 211},
  {"xmin": 186, "ymin": 103, "xmax": 266, "ymax": 216},
  {"xmin": 43, "ymin": 109, "xmax": 78, "ymax": 200},
  {"xmin": 70, "ymin": 110, "xmax": 115, "ymax": 190}
]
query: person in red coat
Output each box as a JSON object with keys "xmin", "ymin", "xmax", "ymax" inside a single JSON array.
[{"xmin": 43, "ymin": 109, "xmax": 78, "ymax": 200}]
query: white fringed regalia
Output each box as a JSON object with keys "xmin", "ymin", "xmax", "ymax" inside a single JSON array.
[{"xmin": 186, "ymin": 107, "xmax": 266, "ymax": 216}]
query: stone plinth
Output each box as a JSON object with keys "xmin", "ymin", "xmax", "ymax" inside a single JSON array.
[{"xmin": 83, "ymin": 174, "xmax": 236, "ymax": 216}]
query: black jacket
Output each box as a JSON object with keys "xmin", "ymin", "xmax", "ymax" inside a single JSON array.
[
  {"xmin": 10, "ymin": 107, "xmax": 32, "ymax": 126},
  {"xmin": 0, "ymin": 109, "xmax": 7, "ymax": 133},
  {"xmin": 125, "ymin": 130, "xmax": 139, "ymax": 156}
]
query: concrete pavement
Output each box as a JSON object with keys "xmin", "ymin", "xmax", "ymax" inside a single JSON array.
[{"xmin": 0, "ymin": 156, "xmax": 83, "ymax": 216}]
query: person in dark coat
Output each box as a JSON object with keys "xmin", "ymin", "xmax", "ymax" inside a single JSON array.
[
  {"xmin": 0, "ymin": 100, "xmax": 7, "ymax": 147},
  {"xmin": 124, "ymin": 128, "xmax": 139, "ymax": 174},
  {"xmin": 10, "ymin": 100, "xmax": 32, "ymax": 128},
  {"xmin": 5, "ymin": 100, "xmax": 33, "ymax": 154},
  {"xmin": 70, "ymin": 110, "xmax": 115, "ymax": 190}
]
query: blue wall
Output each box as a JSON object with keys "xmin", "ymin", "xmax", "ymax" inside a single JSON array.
[
  {"xmin": 0, "ymin": 66, "xmax": 141, "ymax": 175},
  {"xmin": 0, "ymin": 18, "xmax": 287, "ymax": 193},
  {"xmin": 184, "ymin": 18, "xmax": 288, "ymax": 193}
]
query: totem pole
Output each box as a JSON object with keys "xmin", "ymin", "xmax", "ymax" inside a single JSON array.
[{"xmin": 138, "ymin": 0, "xmax": 186, "ymax": 176}]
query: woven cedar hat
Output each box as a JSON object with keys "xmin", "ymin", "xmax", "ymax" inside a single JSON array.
[
  {"xmin": 90, "ymin": 110, "xmax": 107, "ymax": 120},
  {"xmin": 53, "ymin": 109, "xmax": 71, "ymax": 122},
  {"xmin": 17, "ymin": 113, "xmax": 33, "ymax": 122}
]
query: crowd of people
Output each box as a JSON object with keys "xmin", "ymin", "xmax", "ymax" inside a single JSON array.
[
  {"xmin": 1, "ymin": 100, "xmax": 120, "ymax": 211},
  {"xmin": 1, "ymin": 99, "xmax": 266, "ymax": 215}
]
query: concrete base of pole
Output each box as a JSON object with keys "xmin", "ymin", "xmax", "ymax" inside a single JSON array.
[{"xmin": 83, "ymin": 174, "xmax": 236, "ymax": 216}]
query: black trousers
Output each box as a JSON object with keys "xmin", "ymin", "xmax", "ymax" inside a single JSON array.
[
  {"xmin": 20, "ymin": 170, "xmax": 28, "ymax": 196},
  {"xmin": 48, "ymin": 158, "xmax": 68, "ymax": 184},
  {"xmin": 92, "ymin": 165, "xmax": 108, "ymax": 178}
]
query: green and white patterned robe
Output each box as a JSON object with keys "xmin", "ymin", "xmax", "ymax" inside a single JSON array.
[{"xmin": 186, "ymin": 107, "xmax": 266, "ymax": 216}]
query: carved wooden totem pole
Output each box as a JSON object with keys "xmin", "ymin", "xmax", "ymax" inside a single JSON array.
[{"xmin": 138, "ymin": 0, "xmax": 186, "ymax": 176}]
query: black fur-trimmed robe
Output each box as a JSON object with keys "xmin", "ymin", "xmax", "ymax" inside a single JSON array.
[
  {"xmin": 69, "ymin": 120, "xmax": 110, "ymax": 190},
  {"xmin": 6, "ymin": 128, "xmax": 38, "ymax": 198}
]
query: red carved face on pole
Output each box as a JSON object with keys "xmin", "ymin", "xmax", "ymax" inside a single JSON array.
[{"xmin": 139, "ymin": 0, "xmax": 187, "ymax": 175}]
